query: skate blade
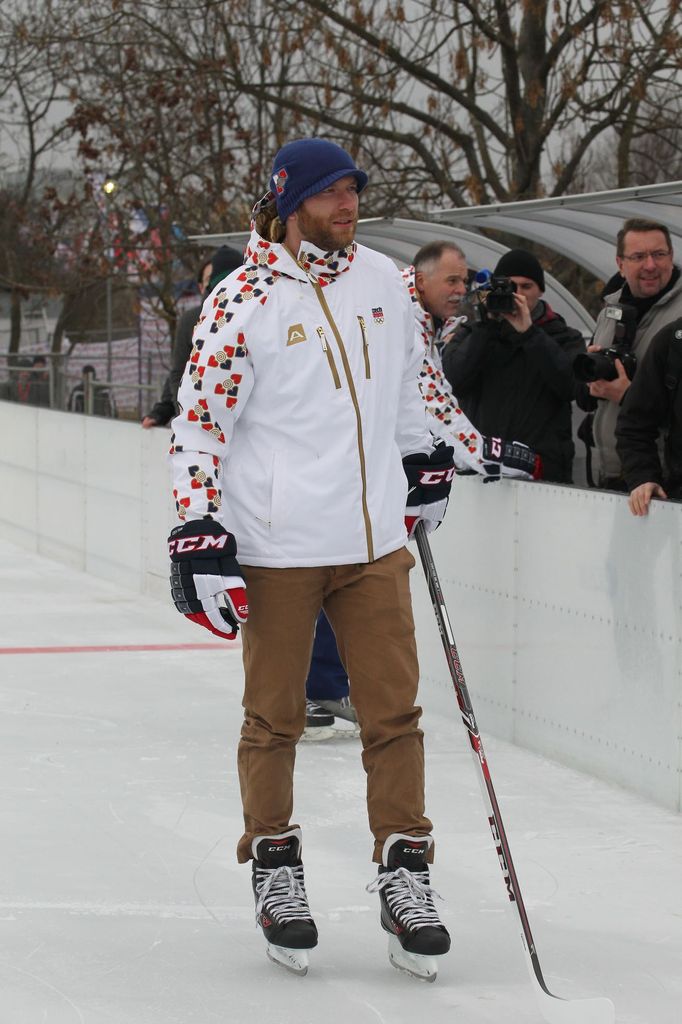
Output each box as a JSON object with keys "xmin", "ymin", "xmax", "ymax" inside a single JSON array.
[
  {"xmin": 332, "ymin": 719, "xmax": 360, "ymax": 737},
  {"xmin": 266, "ymin": 943, "xmax": 310, "ymax": 976},
  {"xmin": 300, "ymin": 726, "xmax": 335, "ymax": 742},
  {"xmin": 387, "ymin": 934, "xmax": 438, "ymax": 982}
]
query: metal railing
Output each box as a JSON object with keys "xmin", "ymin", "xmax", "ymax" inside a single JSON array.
[{"xmin": 0, "ymin": 351, "xmax": 163, "ymax": 420}]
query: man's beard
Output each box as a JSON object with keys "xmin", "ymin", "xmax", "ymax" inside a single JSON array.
[{"xmin": 296, "ymin": 207, "xmax": 357, "ymax": 252}]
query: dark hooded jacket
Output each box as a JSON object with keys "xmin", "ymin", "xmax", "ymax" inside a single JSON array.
[
  {"xmin": 616, "ymin": 317, "xmax": 682, "ymax": 497},
  {"xmin": 442, "ymin": 301, "xmax": 585, "ymax": 482}
]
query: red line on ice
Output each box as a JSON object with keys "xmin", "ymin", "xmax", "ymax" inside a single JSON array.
[{"xmin": 0, "ymin": 642, "xmax": 239, "ymax": 655}]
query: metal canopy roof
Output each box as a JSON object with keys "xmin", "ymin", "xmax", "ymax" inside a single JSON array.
[
  {"xmin": 428, "ymin": 179, "xmax": 682, "ymax": 282},
  {"xmin": 350, "ymin": 218, "xmax": 596, "ymax": 335},
  {"xmin": 191, "ymin": 219, "xmax": 596, "ymax": 336},
  {"xmin": 189, "ymin": 181, "xmax": 682, "ymax": 339}
]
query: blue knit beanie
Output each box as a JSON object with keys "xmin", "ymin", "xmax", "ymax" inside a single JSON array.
[{"xmin": 270, "ymin": 138, "xmax": 368, "ymax": 222}]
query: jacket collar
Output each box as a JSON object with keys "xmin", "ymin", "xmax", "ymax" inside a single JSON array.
[
  {"xmin": 532, "ymin": 298, "xmax": 560, "ymax": 326},
  {"xmin": 244, "ymin": 192, "xmax": 357, "ymax": 287}
]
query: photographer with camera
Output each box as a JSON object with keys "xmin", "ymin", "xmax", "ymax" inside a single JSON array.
[
  {"xmin": 576, "ymin": 218, "xmax": 682, "ymax": 491},
  {"xmin": 442, "ymin": 248, "xmax": 584, "ymax": 483},
  {"xmin": 405, "ymin": 241, "xmax": 543, "ymax": 480}
]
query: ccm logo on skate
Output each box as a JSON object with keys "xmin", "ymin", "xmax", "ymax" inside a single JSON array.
[
  {"xmin": 418, "ymin": 468, "xmax": 455, "ymax": 485},
  {"xmin": 168, "ymin": 534, "xmax": 228, "ymax": 555}
]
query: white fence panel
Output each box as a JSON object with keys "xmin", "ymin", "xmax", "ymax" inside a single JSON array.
[{"xmin": 1, "ymin": 400, "xmax": 680, "ymax": 811}]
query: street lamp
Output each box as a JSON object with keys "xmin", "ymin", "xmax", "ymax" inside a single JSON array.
[{"xmin": 101, "ymin": 177, "xmax": 118, "ymax": 381}]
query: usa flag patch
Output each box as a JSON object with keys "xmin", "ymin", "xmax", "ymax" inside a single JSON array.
[
  {"xmin": 272, "ymin": 168, "xmax": 288, "ymax": 194},
  {"xmin": 372, "ymin": 307, "xmax": 385, "ymax": 325}
]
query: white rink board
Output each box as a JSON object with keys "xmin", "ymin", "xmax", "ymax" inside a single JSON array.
[
  {"xmin": 413, "ymin": 478, "xmax": 682, "ymax": 812},
  {"xmin": 0, "ymin": 401, "xmax": 174, "ymax": 597},
  {"xmin": 1, "ymin": 400, "xmax": 681, "ymax": 811}
]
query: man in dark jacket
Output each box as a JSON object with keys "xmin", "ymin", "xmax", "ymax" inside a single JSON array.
[
  {"xmin": 68, "ymin": 365, "xmax": 117, "ymax": 417},
  {"xmin": 442, "ymin": 248, "xmax": 585, "ymax": 483},
  {"xmin": 616, "ymin": 317, "xmax": 682, "ymax": 515},
  {"xmin": 142, "ymin": 246, "xmax": 243, "ymax": 427}
]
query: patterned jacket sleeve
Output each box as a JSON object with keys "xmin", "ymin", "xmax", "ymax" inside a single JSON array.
[
  {"xmin": 169, "ymin": 286, "xmax": 255, "ymax": 524},
  {"xmin": 395, "ymin": 296, "xmax": 438, "ymax": 457}
]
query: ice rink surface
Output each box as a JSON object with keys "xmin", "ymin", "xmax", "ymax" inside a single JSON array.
[{"xmin": 1, "ymin": 539, "xmax": 680, "ymax": 1024}]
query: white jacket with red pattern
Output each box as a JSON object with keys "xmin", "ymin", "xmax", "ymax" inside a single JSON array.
[{"xmin": 169, "ymin": 227, "xmax": 435, "ymax": 568}]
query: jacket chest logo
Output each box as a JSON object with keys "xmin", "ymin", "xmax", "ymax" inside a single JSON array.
[
  {"xmin": 372, "ymin": 306, "xmax": 385, "ymax": 325},
  {"xmin": 286, "ymin": 323, "xmax": 307, "ymax": 346}
]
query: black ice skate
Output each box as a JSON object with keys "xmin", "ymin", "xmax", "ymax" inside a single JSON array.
[
  {"xmin": 301, "ymin": 699, "xmax": 335, "ymax": 741},
  {"xmin": 251, "ymin": 827, "xmax": 318, "ymax": 975},
  {"xmin": 366, "ymin": 832, "xmax": 450, "ymax": 982}
]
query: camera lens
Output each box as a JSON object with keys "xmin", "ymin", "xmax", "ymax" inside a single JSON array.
[{"xmin": 572, "ymin": 352, "xmax": 617, "ymax": 383}]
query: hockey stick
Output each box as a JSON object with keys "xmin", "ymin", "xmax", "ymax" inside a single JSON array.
[{"xmin": 414, "ymin": 521, "xmax": 615, "ymax": 1024}]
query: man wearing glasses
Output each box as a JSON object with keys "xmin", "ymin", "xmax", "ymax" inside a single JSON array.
[{"xmin": 582, "ymin": 218, "xmax": 682, "ymax": 490}]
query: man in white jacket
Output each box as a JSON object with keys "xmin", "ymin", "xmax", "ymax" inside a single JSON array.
[{"xmin": 167, "ymin": 138, "xmax": 454, "ymax": 979}]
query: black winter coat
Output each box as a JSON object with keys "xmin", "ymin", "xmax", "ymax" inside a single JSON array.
[
  {"xmin": 442, "ymin": 302, "xmax": 585, "ymax": 482},
  {"xmin": 615, "ymin": 317, "xmax": 682, "ymax": 497},
  {"xmin": 145, "ymin": 303, "xmax": 202, "ymax": 425}
]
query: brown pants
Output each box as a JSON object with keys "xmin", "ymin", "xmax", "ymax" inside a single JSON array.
[{"xmin": 236, "ymin": 546, "xmax": 434, "ymax": 863}]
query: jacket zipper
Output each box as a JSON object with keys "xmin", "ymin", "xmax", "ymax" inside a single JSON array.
[
  {"xmin": 316, "ymin": 327, "xmax": 342, "ymax": 389},
  {"xmin": 358, "ymin": 315, "xmax": 371, "ymax": 378},
  {"xmin": 312, "ymin": 282, "xmax": 374, "ymax": 562}
]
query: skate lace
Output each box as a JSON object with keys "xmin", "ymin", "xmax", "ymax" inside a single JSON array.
[
  {"xmin": 254, "ymin": 864, "xmax": 311, "ymax": 924},
  {"xmin": 366, "ymin": 867, "xmax": 444, "ymax": 929}
]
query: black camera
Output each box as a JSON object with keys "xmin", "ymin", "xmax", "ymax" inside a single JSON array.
[
  {"xmin": 471, "ymin": 270, "xmax": 517, "ymax": 318},
  {"xmin": 484, "ymin": 275, "xmax": 517, "ymax": 315},
  {"xmin": 573, "ymin": 304, "xmax": 638, "ymax": 383}
]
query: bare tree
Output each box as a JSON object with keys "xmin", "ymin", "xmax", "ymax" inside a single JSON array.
[
  {"xmin": 0, "ymin": 0, "xmax": 110, "ymax": 353},
  {"xmin": 48, "ymin": 0, "xmax": 296, "ymax": 338},
  {"xmin": 585, "ymin": 83, "xmax": 682, "ymax": 192},
  {"xmin": 4, "ymin": 0, "xmax": 681, "ymax": 358},
  {"xmin": 112, "ymin": 0, "xmax": 681, "ymax": 211}
]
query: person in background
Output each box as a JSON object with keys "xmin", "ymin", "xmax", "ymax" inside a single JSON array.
[
  {"xmin": 28, "ymin": 355, "xmax": 51, "ymax": 407},
  {"xmin": 406, "ymin": 241, "xmax": 545, "ymax": 481},
  {"xmin": 12, "ymin": 354, "xmax": 51, "ymax": 407},
  {"xmin": 11, "ymin": 357, "xmax": 35, "ymax": 404},
  {"xmin": 616, "ymin": 316, "xmax": 682, "ymax": 515},
  {"xmin": 303, "ymin": 611, "xmax": 358, "ymax": 740},
  {"xmin": 303, "ymin": 240, "xmax": 543, "ymax": 742},
  {"xmin": 68, "ymin": 364, "xmax": 117, "ymax": 417},
  {"xmin": 442, "ymin": 248, "xmax": 584, "ymax": 483},
  {"xmin": 142, "ymin": 246, "xmax": 243, "ymax": 428},
  {"xmin": 577, "ymin": 218, "xmax": 682, "ymax": 490}
]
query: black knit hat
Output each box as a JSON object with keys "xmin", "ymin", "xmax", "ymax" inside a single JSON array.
[
  {"xmin": 207, "ymin": 245, "xmax": 243, "ymax": 292},
  {"xmin": 494, "ymin": 248, "xmax": 545, "ymax": 291}
]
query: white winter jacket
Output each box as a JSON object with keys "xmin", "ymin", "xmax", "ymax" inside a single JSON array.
[{"xmin": 169, "ymin": 228, "xmax": 435, "ymax": 567}]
